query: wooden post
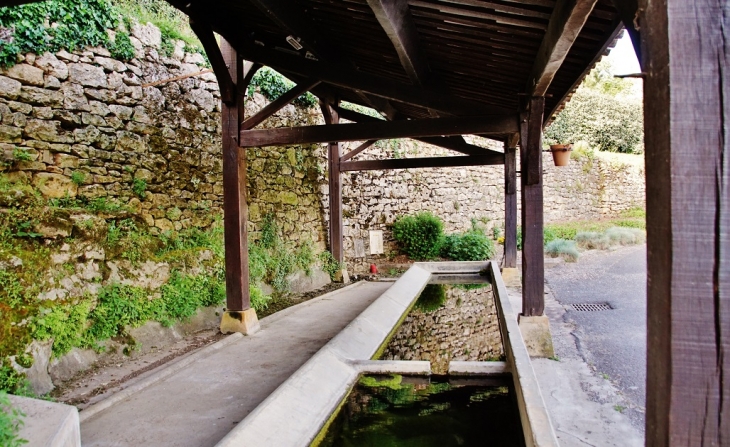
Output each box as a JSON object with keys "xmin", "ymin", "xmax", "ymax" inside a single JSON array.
[
  {"xmin": 216, "ymin": 38, "xmax": 260, "ymax": 334},
  {"xmin": 519, "ymin": 97, "xmax": 545, "ymax": 316},
  {"xmin": 504, "ymin": 140, "xmax": 518, "ymax": 269},
  {"xmin": 321, "ymin": 101, "xmax": 344, "ymax": 264},
  {"xmin": 641, "ymin": 0, "xmax": 730, "ymax": 444}
]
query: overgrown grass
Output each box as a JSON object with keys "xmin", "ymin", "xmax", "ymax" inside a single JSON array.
[{"xmin": 545, "ymin": 239, "xmax": 579, "ymax": 262}]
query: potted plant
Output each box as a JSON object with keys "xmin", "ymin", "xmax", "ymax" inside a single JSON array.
[{"xmin": 549, "ymin": 142, "xmax": 573, "ymax": 166}]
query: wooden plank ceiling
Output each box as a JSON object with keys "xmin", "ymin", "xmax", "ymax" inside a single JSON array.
[{"xmin": 174, "ymin": 0, "xmax": 624, "ymax": 134}]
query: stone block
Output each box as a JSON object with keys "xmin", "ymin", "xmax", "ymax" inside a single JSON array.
[
  {"xmin": 518, "ymin": 315, "xmax": 555, "ymax": 358},
  {"xmin": 220, "ymin": 309, "xmax": 260, "ymax": 335},
  {"xmin": 3, "ymin": 63, "xmax": 44, "ymax": 86},
  {"xmin": 68, "ymin": 63, "xmax": 107, "ymax": 88},
  {"xmin": 33, "ymin": 172, "xmax": 77, "ymax": 198},
  {"xmin": 132, "ymin": 22, "xmax": 162, "ymax": 48},
  {"xmin": 35, "ymin": 52, "xmax": 69, "ymax": 80},
  {"xmin": 501, "ymin": 267, "xmax": 521, "ymax": 287},
  {"xmin": 0, "ymin": 74, "xmax": 22, "ymax": 99},
  {"xmin": 8, "ymin": 395, "xmax": 80, "ymax": 447}
]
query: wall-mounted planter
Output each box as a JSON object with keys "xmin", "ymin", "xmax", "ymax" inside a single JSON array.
[{"xmin": 549, "ymin": 144, "xmax": 573, "ymax": 166}]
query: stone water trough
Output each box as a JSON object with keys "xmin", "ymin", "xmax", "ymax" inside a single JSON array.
[{"xmin": 218, "ymin": 261, "xmax": 558, "ymax": 447}]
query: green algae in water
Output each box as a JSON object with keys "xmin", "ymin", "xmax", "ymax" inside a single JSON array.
[{"xmin": 318, "ymin": 375, "xmax": 525, "ymax": 447}]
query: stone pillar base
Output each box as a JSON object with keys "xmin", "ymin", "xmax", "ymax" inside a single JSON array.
[
  {"xmin": 220, "ymin": 309, "xmax": 260, "ymax": 335},
  {"xmin": 501, "ymin": 267, "xmax": 521, "ymax": 287},
  {"xmin": 518, "ymin": 315, "xmax": 555, "ymax": 358},
  {"xmin": 334, "ymin": 268, "xmax": 350, "ymax": 284}
]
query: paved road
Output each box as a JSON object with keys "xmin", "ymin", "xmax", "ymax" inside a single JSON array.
[{"xmin": 545, "ymin": 244, "xmax": 647, "ymax": 429}]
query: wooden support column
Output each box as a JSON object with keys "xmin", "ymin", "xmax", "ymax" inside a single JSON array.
[
  {"xmin": 504, "ymin": 138, "xmax": 518, "ymax": 269},
  {"xmin": 321, "ymin": 101, "xmax": 344, "ymax": 265},
  {"xmin": 642, "ymin": 0, "xmax": 730, "ymax": 444},
  {"xmin": 519, "ymin": 97, "xmax": 545, "ymax": 316}
]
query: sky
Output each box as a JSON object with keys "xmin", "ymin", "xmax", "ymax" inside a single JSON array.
[{"xmin": 605, "ymin": 33, "xmax": 641, "ymax": 75}]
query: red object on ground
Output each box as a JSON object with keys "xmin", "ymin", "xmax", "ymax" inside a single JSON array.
[{"xmin": 370, "ymin": 264, "xmax": 378, "ymax": 274}]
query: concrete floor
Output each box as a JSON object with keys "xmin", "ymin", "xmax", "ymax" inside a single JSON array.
[{"xmin": 80, "ymin": 281, "xmax": 392, "ymax": 447}]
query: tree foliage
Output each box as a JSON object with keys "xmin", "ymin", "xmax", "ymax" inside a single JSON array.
[{"xmin": 545, "ymin": 61, "xmax": 644, "ymax": 154}]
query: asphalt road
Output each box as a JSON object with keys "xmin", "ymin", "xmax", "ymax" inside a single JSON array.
[{"xmin": 545, "ymin": 244, "xmax": 647, "ymax": 429}]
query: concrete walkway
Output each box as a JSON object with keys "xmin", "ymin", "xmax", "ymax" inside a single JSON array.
[{"xmin": 80, "ymin": 281, "xmax": 392, "ymax": 447}]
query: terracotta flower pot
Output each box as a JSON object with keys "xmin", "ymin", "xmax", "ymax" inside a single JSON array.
[{"xmin": 550, "ymin": 144, "xmax": 573, "ymax": 166}]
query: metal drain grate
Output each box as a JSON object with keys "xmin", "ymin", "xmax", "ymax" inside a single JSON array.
[{"xmin": 571, "ymin": 303, "xmax": 612, "ymax": 312}]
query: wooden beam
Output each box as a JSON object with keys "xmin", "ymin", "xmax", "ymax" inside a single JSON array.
[
  {"xmin": 504, "ymin": 141, "xmax": 517, "ymax": 269},
  {"xmin": 367, "ymin": 0, "xmax": 432, "ymax": 87},
  {"xmin": 239, "ymin": 114, "xmax": 518, "ymax": 147},
  {"xmin": 233, "ymin": 41, "xmax": 510, "ymax": 116},
  {"xmin": 189, "ymin": 20, "xmax": 235, "ymax": 104},
  {"xmin": 520, "ymin": 98, "xmax": 545, "ymax": 317},
  {"xmin": 320, "ymin": 100, "xmax": 344, "ymax": 264},
  {"xmin": 611, "ymin": 0, "xmax": 641, "ymax": 63},
  {"xmin": 642, "ymin": 0, "xmax": 730, "ymax": 444},
  {"xmin": 340, "ymin": 140, "xmax": 377, "ymax": 163},
  {"xmin": 219, "ymin": 38, "xmax": 250, "ymax": 312},
  {"xmin": 340, "ymin": 153, "xmax": 503, "ymax": 172},
  {"xmin": 242, "ymin": 79, "xmax": 320, "ymax": 130},
  {"xmin": 527, "ymin": 0, "xmax": 598, "ymax": 96},
  {"xmin": 333, "ymin": 104, "xmax": 499, "ymax": 157}
]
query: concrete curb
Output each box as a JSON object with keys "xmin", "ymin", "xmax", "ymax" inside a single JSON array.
[
  {"xmin": 79, "ymin": 333, "xmax": 243, "ymax": 423},
  {"xmin": 10, "ymin": 395, "xmax": 80, "ymax": 447},
  {"xmin": 448, "ymin": 360, "xmax": 510, "ymax": 375}
]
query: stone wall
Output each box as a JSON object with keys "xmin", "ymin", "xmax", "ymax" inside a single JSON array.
[
  {"xmin": 381, "ymin": 284, "xmax": 503, "ymax": 375},
  {"xmin": 0, "ymin": 21, "xmax": 644, "ymax": 269},
  {"xmin": 0, "ymin": 22, "xmax": 329, "ymax": 247}
]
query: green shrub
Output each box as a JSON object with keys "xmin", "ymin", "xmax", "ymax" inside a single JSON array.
[
  {"xmin": 11, "ymin": 149, "xmax": 31, "ymax": 162},
  {"xmin": 441, "ymin": 230, "xmax": 495, "ymax": 261},
  {"xmin": 109, "ymin": 31, "xmax": 135, "ymax": 60},
  {"xmin": 545, "ymin": 86, "xmax": 643, "ymax": 153},
  {"xmin": 132, "ymin": 178, "xmax": 147, "ymax": 199},
  {"xmin": 0, "ymin": 391, "xmax": 26, "ymax": 447},
  {"xmin": 31, "ymin": 301, "xmax": 92, "ymax": 357},
  {"xmin": 414, "ymin": 284, "xmax": 446, "ymax": 313},
  {"xmin": 318, "ymin": 250, "xmax": 343, "ymax": 281},
  {"xmin": 545, "ymin": 239, "xmax": 579, "ymax": 262},
  {"xmin": 392, "ymin": 212, "xmax": 444, "ymax": 260},
  {"xmin": 70, "ymin": 171, "xmax": 86, "ymax": 186}
]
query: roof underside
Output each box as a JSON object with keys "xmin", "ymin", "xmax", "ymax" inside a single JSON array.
[{"xmin": 174, "ymin": 0, "xmax": 623, "ymax": 139}]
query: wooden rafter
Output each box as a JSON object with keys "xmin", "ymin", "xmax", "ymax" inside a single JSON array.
[
  {"xmin": 242, "ymin": 79, "xmax": 321, "ymax": 130},
  {"xmin": 340, "ymin": 154, "xmax": 503, "ymax": 172},
  {"xmin": 527, "ymin": 0, "xmax": 598, "ymax": 96},
  {"xmin": 239, "ymin": 114, "xmax": 518, "ymax": 147},
  {"xmin": 367, "ymin": 0, "xmax": 432, "ymax": 87},
  {"xmin": 189, "ymin": 19, "xmax": 235, "ymax": 104},
  {"xmin": 334, "ymin": 105, "xmax": 502, "ymax": 157},
  {"xmin": 233, "ymin": 42, "xmax": 511, "ymax": 116},
  {"xmin": 340, "ymin": 140, "xmax": 377, "ymax": 162}
]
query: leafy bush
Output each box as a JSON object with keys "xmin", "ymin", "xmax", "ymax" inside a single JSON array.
[
  {"xmin": 545, "ymin": 239, "xmax": 579, "ymax": 262},
  {"xmin": 109, "ymin": 31, "xmax": 135, "ymax": 60},
  {"xmin": 318, "ymin": 250, "xmax": 343, "ymax": 281},
  {"xmin": 0, "ymin": 0, "xmax": 120, "ymax": 68},
  {"xmin": 392, "ymin": 212, "xmax": 444, "ymax": 260},
  {"xmin": 545, "ymin": 86, "xmax": 643, "ymax": 153},
  {"xmin": 248, "ymin": 67, "xmax": 318, "ymax": 108},
  {"xmin": 31, "ymin": 301, "xmax": 92, "ymax": 357},
  {"xmin": 441, "ymin": 230, "xmax": 495, "ymax": 261},
  {"xmin": 0, "ymin": 391, "xmax": 26, "ymax": 447}
]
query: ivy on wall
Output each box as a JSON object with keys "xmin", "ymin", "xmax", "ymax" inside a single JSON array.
[
  {"xmin": 0, "ymin": 0, "xmax": 124, "ymax": 67},
  {"xmin": 248, "ymin": 67, "xmax": 318, "ymax": 109}
]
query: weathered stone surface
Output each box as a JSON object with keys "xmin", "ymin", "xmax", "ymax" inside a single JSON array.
[
  {"xmin": 189, "ymin": 88, "xmax": 215, "ymax": 113},
  {"xmin": 109, "ymin": 104, "xmax": 134, "ymax": 120},
  {"xmin": 15, "ymin": 340, "xmax": 54, "ymax": 395},
  {"xmin": 0, "ymin": 124, "xmax": 21, "ymax": 143},
  {"xmin": 68, "ymin": 63, "xmax": 107, "ymax": 88},
  {"xmin": 49, "ymin": 348, "xmax": 98, "ymax": 383},
  {"xmin": 24, "ymin": 119, "xmax": 74, "ymax": 143},
  {"xmin": 0, "ymin": 75, "xmax": 22, "ymax": 99},
  {"xmin": 115, "ymin": 130, "xmax": 146, "ymax": 152},
  {"xmin": 61, "ymin": 83, "xmax": 90, "ymax": 111},
  {"xmin": 33, "ymin": 172, "xmax": 78, "ymax": 198},
  {"xmin": 131, "ymin": 22, "xmax": 162, "ymax": 48},
  {"xmin": 3, "ymin": 63, "xmax": 45, "ymax": 86},
  {"xmin": 19, "ymin": 86, "xmax": 64, "ymax": 107},
  {"xmin": 94, "ymin": 56, "xmax": 126, "ymax": 72},
  {"xmin": 35, "ymin": 52, "xmax": 69, "ymax": 79}
]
